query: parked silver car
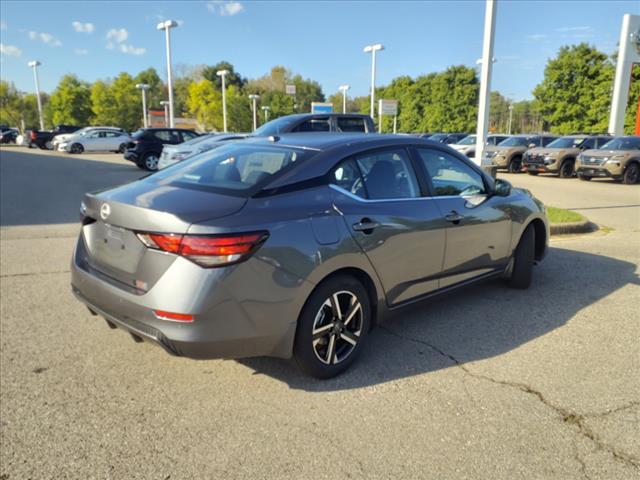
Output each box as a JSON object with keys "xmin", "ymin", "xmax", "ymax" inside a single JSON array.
[
  {"xmin": 72, "ymin": 134, "xmax": 549, "ymax": 378},
  {"xmin": 53, "ymin": 126, "xmax": 125, "ymax": 151},
  {"xmin": 58, "ymin": 128, "xmax": 131, "ymax": 154},
  {"xmin": 158, "ymin": 133, "xmax": 248, "ymax": 170}
]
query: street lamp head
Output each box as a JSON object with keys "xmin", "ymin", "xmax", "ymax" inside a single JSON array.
[
  {"xmin": 160, "ymin": 100, "xmax": 170, "ymax": 106},
  {"xmin": 157, "ymin": 19, "xmax": 179, "ymax": 30},
  {"xmin": 136, "ymin": 83, "xmax": 150, "ymax": 90},
  {"xmin": 216, "ymin": 69, "xmax": 229, "ymax": 77},
  {"xmin": 28, "ymin": 60, "xmax": 41, "ymax": 68},
  {"xmin": 261, "ymin": 106, "xmax": 270, "ymax": 111},
  {"xmin": 363, "ymin": 44, "xmax": 384, "ymax": 53},
  {"xmin": 339, "ymin": 84, "xmax": 350, "ymax": 92},
  {"xmin": 248, "ymin": 94, "xmax": 260, "ymax": 100}
]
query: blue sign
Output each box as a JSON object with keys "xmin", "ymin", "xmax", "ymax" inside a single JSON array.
[{"xmin": 311, "ymin": 102, "xmax": 333, "ymax": 114}]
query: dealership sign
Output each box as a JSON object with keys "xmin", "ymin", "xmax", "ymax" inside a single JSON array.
[{"xmin": 378, "ymin": 99, "xmax": 398, "ymax": 116}]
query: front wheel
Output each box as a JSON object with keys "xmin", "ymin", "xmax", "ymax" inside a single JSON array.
[
  {"xmin": 508, "ymin": 157, "xmax": 522, "ymax": 173},
  {"xmin": 527, "ymin": 171, "xmax": 539, "ymax": 176},
  {"xmin": 623, "ymin": 163, "xmax": 640, "ymax": 185},
  {"xmin": 559, "ymin": 160, "xmax": 574, "ymax": 178},
  {"xmin": 70, "ymin": 143, "xmax": 84, "ymax": 154},
  {"xmin": 294, "ymin": 275, "xmax": 371, "ymax": 379},
  {"xmin": 117, "ymin": 143, "xmax": 126, "ymax": 154},
  {"xmin": 507, "ymin": 224, "xmax": 535, "ymax": 289},
  {"xmin": 45, "ymin": 140, "xmax": 54, "ymax": 150}
]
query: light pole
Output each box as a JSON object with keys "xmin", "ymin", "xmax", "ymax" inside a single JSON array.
[
  {"xmin": 248, "ymin": 94, "xmax": 260, "ymax": 131},
  {"xmin": 160, "ymin": 101, "xmax": 170, "ymax": 127},
  {"xmin": 339, "ymin": 84, "xmax": 350, "ymax": 114},
  {"xmin": 262, "ymin": 106, "xmax": 270, "ymax": 123},
  {"xmin": 136, "ymin": 83, "xmax": 150, "ymax": 128},
  {"xmin": 363, "ymin": 44, "xmax": 384, "ymax": 120},
  {"xmin": 216, "ymin": 69, "xmax": 229, "ymax": 132},
  {"xmin": 507, "ymin": 104, "xmax": 514, "ymax": 135},
  {"xmin": 157, "ymin": 19, "xmax": 179, "ymax": 128},
  {"xmin": 27, "ymin": 61, "xmax": 44, "ymax": 130}
]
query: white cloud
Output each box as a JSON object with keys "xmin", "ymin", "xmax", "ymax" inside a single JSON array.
[
  {"xmin": 0, "ymin": 20, "xmax": 7, "ymax": 30},
  {"xmin": 119, "ymin": 44, "xmax": 146, "ymax": 55},
  {"xmin": 27, "ymin": 31, "xmax": 62, "ymax": 47},
  {"xmin": 72, "ymin": 21, "xmax": 95, "ymax": 33},
  {"xmin": 525, "ymin": 33, "xmax": 548, "ymax": 43},
  {"xmin": 0, "ymin": 43, "xmax": 22, "ymax": 57},
  {"xmin": 206, "ymin": 1, "xmax": 244, "ymax": 16},
  {"xmin": 74, "ymin": 48, "xmax": 89, "ymax": 55},
  {"xmin": 106, "ymin": 28, "xmax": 129, "ymax": 43}
]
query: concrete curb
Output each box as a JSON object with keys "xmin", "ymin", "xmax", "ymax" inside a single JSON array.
[{"xmin": 550, "ymin": 219, "xmax": 597, "ymax": 235}]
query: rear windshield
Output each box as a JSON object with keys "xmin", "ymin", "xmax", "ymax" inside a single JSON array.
[
  {"xmin": 547, "ymin": 137, "xmax": 585, "ymax": 149},
  {"xmin": 498, "ymin": 136, "xmax": 533, "ymax": 147},
  {"xmin": 600, "ymin": 137, "xmax": 640, "ymax": 150},
  {"xmin": 152, "ymin": 143, "xmax": 314, "ymax": 193}
]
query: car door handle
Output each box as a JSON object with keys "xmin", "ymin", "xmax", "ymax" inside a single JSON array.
[
  {"xmin": 445, "ymin": 211, "xmax": 463, "ymax": 224},
  {"xmin": 352, "ymin": 219, "xmax": 381, "ymax": 233}
]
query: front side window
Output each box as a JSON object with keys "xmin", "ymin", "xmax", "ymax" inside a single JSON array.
[
  {"xmin": 457, "ymin": 135, "xmax": 476, "ymax": 146},
  {"xmin": 542, "ymin": 137, "xmax": 557, "ymax": 147},
  {"xmin": 152, "ymin": 144, "xmax": 312, "ymax": 193},
  {"xmin": 498, "ymin": 136, "xmax": 533, "ymax": 147},
  {"xmin": 580, "ymin": 138, "xmax": 596, "ymax": 150},
  {"xmin": 417, "ymin": 148, "xmax": 486, "ymax": 197},
  {"xmin": 601, "ymin": 137, "xmax": 640, "ymax": 150},
  {"xmin": 337, "ymin": 117, "xmax": 366, "ymax": 132},
  {"xmin": 331, "ymin": 159, "xmax": 366, "ymax": 199},
  {"xmin": 182, "ymin": 131, "xmax": 198, "ymax": 141}
]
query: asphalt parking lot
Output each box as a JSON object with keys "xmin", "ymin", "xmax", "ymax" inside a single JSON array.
[{"xmin": 1, "ymin": 145, "xmax": 639, "ymax": 479}]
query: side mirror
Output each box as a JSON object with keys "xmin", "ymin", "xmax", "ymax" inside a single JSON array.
[{"xmin": 494, "ymin": 178, "xmax": 512, "ymax": 197}]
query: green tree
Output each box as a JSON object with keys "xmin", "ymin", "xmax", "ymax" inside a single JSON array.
[
  {"xmin": 201, "ymin": 61, "xmax": 246, "ymax": 91},
  {"xmin": 533, "ymin": 43, "xmax": 612, "ymax": 134},
  {"xmin": 624, "ymin": 64, "xmax": 640, "ymax": 135},
  {"xmin": 134, "ymin": 67, "xmax": 164, "ymax": 109},
  {"xmin": 186, "ymin": 79, "xmax": 222, "ymax": 130},
  {"xmin": 90, "ymin": 73, "xmax": 141, "ymax": 130},
  {"xmin": 48, "ymin": 75, "xmax": 92, "ymax": 126}
]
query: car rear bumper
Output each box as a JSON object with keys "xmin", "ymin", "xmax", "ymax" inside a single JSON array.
[
  {"xmin": 70, "ymin": 235, "xmax": 300, "ymax": 360},
  {"xmin": 123, "ymin": 151, "xmax": 139, "ymax": 163}
]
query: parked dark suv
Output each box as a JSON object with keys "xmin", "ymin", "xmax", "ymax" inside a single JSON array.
[
  {"xmin": 124, "ymin": 128, "xmax": 200, "ymax": 171},
  {"xmin": 253, "ymin": 114, "xmax": 375, "ymax": 135}
]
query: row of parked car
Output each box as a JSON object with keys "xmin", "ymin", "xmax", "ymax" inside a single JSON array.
[{"xmin": 4, "ymin": 116, "xmax": 639, "ymax": 183}]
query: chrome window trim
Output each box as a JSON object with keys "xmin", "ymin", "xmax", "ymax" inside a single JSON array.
[{"xmin": 329, "ymin": 184, "xmax": 472, "ymax": 203}]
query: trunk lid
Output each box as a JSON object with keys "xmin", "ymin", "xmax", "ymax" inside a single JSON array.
[{"xmin": 80, "ymin": 179, "xmax": 247, "ymax": 288}]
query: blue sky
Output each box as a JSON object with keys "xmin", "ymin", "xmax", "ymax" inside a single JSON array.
[{"xmin": 1, "ymin": 1, "xmax": 638, "ymax": 101}]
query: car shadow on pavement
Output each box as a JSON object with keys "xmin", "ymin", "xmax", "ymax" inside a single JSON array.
[
  {"xmin": 239, "ymin": 246, "xmax": 639, "ymax": 391},
  {"xmin": 0, "ymin": 149, "xmax": 143, "ymax": 226}
]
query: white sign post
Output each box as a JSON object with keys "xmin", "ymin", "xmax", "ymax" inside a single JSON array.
[{"xmin": 378, "ymin": 99, "xmax": 399, "ymax": 133}]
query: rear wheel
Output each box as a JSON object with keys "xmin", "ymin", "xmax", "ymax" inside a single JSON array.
[
  {"xmin": 70, "ymin": 143, "xmax": 84, "ymax": 154},
  {"xmin": 117, "ymin": 143, "xmax": 126, "ymax": 154},
  {"xmin": 559, "ymin": 159, "xmax": 574, "ymax": 178},
  {"xmin": 623, "ymin": 162, "xmax": 639, "ymax": 185},
  {"xmin": 45, "ymin": 140, "xmax": 54, "ymax": 150},
  {"xmin": 507, "ymin": 224, "xmax": 535, "ymax": 289},
  {"xmin": 508, "ymin": 156, "xmax": 522, "ymax": 173},
  {"xmin": 578, "ymin": 174, "xmax": 592, "ymax": 181},
  {"xmin": 294, "ymin": 275, "xmax": 371, "ymax": 379},
  {"xmin": 142, "ymin": 152, "xmax": 159, "ymax": 171}
]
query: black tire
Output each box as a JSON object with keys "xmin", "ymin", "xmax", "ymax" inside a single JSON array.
[
  {"xmin": 508, "ymin": 156, "xmax": 522, "ymax": 173},
  {"xmin": 38, "ymin": 143, "xmax": 48, "ymax": 150},
  {"xmin": 44, "ymin": 140, "xmax": 54, "ymax": 150},
  {"xmin": 507, "ymin": 224, "xmax": 535, "ymax": 289},
  {"xmin": 558, "ymin": 159, "xmax": 574, "ymax": 178},
  {"xmin": 117, "ymin": 143, "xmax": 126, "ymax": 154},
  {"xmin": 293, "ymin": 275, "xmax": 371, "ymax": 379},
  {"xmin": 142, "ymin": 152, "xmax": 160, "ymax": 171},
  {"xmin": 623, "ymin": 162, "xmax": 640, "ymax": 185},
  {"xmin": 70, "ymin": 143, "xmax": 84, "ymax": 154},
  {"xmin": 578, "ymin": 174, "xmax": 592, "ymax": 181},
  {"xmin": 527, "ymin": 171, "xmax": 539, "ymax": 176}
]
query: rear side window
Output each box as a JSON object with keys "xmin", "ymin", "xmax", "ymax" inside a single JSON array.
[
  {"xmin": 335, "ymin": 149, "xmax": 420, "ymax": 200},
  {"xmin": 154, "ymin": 130, "xmax": 180, "ymax": 143},
  {"xmin": 542, "ymin": 137, "xmax": 556, "ymax": 147},
  {"xmin": 293, "ymin": 118, "xmax": 330, "ymax": 132},
  {"xmin": 417, "ymin": 148, "xmax": 486, "ymax": 197},
  {"xmin": 153, "ymin": 144, "xmax": 312, "ymax": 193},
  {"xmin": 336, "ymin": 117, "xmax": 366, "ymax": 132}
]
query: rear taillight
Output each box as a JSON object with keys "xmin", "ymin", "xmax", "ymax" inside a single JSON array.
[
  {"xmin": 153, "ymin": 310, "xmax": 194, "ymax": 322},
  {"xmin": 137, "ymin": 232, "xmax": 268, "ymax": 267},
  {"xmin": 30, "ymin": 131, "xmax": 37, "ymax": 140}
]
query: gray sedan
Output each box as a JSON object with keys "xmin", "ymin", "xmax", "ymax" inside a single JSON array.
[{"xmin": 71, "ymin": 134, "xmax": 549, "ymax": 378}]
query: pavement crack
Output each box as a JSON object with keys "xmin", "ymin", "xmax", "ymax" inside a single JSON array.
[
  {"xmin": 0, "ymin": 270, "xmax": 70, "ymax": 278},
  {"xmin": 379, "ymin": 326, "xmax": 640, "ymax": 470}
]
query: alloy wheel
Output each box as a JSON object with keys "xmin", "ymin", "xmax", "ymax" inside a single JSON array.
[
  {"xmin": 145, "ymin": 154, "xmax": 159, "ymax": 171},
  {"xmin": 625, "ymin": 164, "xmax": 639, "ymax": 184},
  {"xmin": 311, "ymin": 290, "xmax": 363, "ymax": 365}
]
